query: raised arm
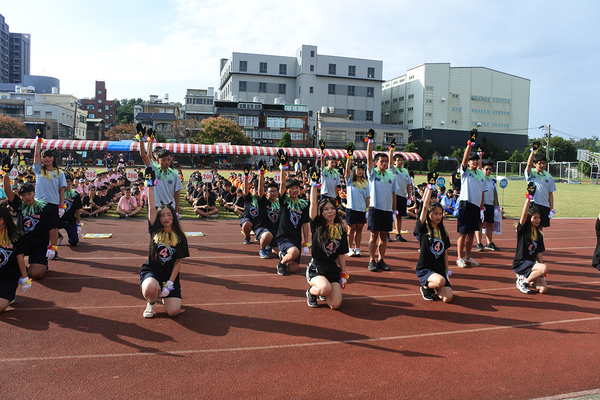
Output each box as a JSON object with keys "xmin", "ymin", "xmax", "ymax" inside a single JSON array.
[
  {"xmin": 344, "ymin": 157, "xmax": 352, "ymax": 182},
  {"xmin": 420, "ymin": 186, "xmax": 433, "ymax": 225},
  {"xmin": 279, "ymin": 168, "xmax": 287, "ymax": 197},
  {"xmin": 3, "ymin": 173, "xmax": 15, "ymax": 202},
  {"xmin": 526, "ymin": 149, "xmax": 535, "ymax": 176},
  {"xmin": 520, "ymin": 198, "xmax": 530, "ymax": 226},
  {"xmin": 243, "ymin": 174, "xmax": 250, "ymax": 197},
  {"xmin": 258, "ymin": 170, "xmax": 265, "ymax": 198},
  {"xmin": 33, "ymin": 135, "xmax": 42, "ymax": 165},
  {"xmin": 309, "ymin": 182, "xmax": 318, "ymax": 221},
  {"xmin": 461, "ymin": 144, "xmax": 470, "ymax": 169},
  {"xmin": 367, "ymin": 139, "xmax": 374, "ymax": 172}
]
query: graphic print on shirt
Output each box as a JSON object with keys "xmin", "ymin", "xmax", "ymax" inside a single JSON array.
[
  {"xmin": 22, "ymin": 216, "xmax": 39, "ymax": 234},
  {"xmin": 157, "ymin": 244, "xmax": 176, "ymax": 264},
  {"xmin": 429, "ymin": 237, "xmax": 445, "ymax": 259},
  {"xmin": 527, "ymin": 240, "xmax": 538, "ymax": 256},
  {"xmin": 267, "ymin": 207, "xmax": 280, "ymax": 223},
  {"xmin": 65, "ymin": 198, "xmax": 73, "ymax": 212},
  {"xmin": 0, "ymin": 248, "xmax": 14, "ymax": 268},
  {"xmin": 249, "ymin": 204, "xmax": 259, "ymax": 218},
  {"xmin": 322, "ymin": 238, "xmax": 340, "ymax": 257},
  {"xmin": 290, "ymin": 210, "xmax": 302, "ymax": 228}
]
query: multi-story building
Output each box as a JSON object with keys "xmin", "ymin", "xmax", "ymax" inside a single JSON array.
[
  {"xmin": 134, "ymin": 95, "xmax": 181, "ymax": 141},
  {"xmin": 0, "ymin": 91, "xmax": 87, "ymax": 139},
  {"xmin": 182, "ymin": 88, "xmax": 215, "ymax": 122},
  {"xmin": 215, "ymin": 100, "xmax": 309, "ymax": 147},
  {"xmin": 381, "ymin": 63, "xmax": 530, "ymax": 152},
  {"xmin": 80, "ymin": 81, "xmax": 116, "ymax": 131},
  {"xmin": 0, "ymin": 14, "xmax": 30, "ymax": 85},
  {"xmin": 219, "ymin": 44, "xmax": 383, "ymax": 140}
]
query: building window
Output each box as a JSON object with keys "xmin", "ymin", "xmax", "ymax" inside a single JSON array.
[
  {"xmin": 260, "ymin": 62, "xmax": 267, "ymax": 73},
  {"xmin": 267, "ymin": 117, "xmax": 286, "ymax": 128},
  {"xmin": 471, "ymin": 96, "xmax": 491, "ymax": 101},
  {"xmin": 367, "ymin": 67, "xmax": 375, "ymax": 78},
  {"xmin": 309, "ymin": 110, "xmax": 313, "ymax": 117},
  {"xmin": 425, "ymin": 112, "xmax": 432, "ymax": 116},
  {"xmin": 328, "ymin": 64, "xmax": 336, "ymax": 75},
  {"xmin": 355, "ymin": 131, "xmax": 367, "ymax": 143},
  {"xmin": 348, "ymin": 110, "xmax": 354, "ymax": 120},
  {"xmin": 239, "ymin": 81, "xmax": 247, "ymax": 92},
  {"xmin": 348, "ymin": 65, "xmax": 356, "ymax": 77},
  {"xmin": 425, "ymin": 99, "xmax": 433, "ymax": 103},
  {"xmin": 279, "ymin": 64, "xmax": 287, "ymax": 75},
  {"xmin": 239, "ymin": 60, "xmax": 247, "ymax": 72},
  {"xmin": 452, "ymin": 107, "xmax": 462, "ymax": 111},
  {"xmin": 259, "ymin": 82, "xmax": 266, "ymax": 93},
  {"xmin": 348, "ymin": 86, "xmax": 355, "ymax": 96},
  {"xmin": 366, "ymin": 111, "xmax": 373, "ymax": 121},
  {"xmin": 278, "ymin": 84, "xmax": 286, "ymax": 94},
  {"xmin": 105, "ymin": 105, "xmax": 109, "ymax": 110},
  {"xmin": 328, "ymin": 84, "xmax": 336, "ymax": 94},
  {"xmin": 399, "ymin": 108, "xmax": 404, "ymax": 113},
  {"xmin": 426, "ymin": 86, "xmax": 433, "ymax": 90},
  {"xmin": 45, "ymin": 111, "xmax": 52, "ymax": 117},
  {"xmin": 392, "ymin": 98, "xmax": 398, "ymax": 103},
  {"xmin": 105, "ymin": 114, "xmax": 109, "ymax": 119},
  {"xmin": 98, "ymin": 99, "xmax": 102, "ymax": 103},
  {"xmin": 367, "ymin": 87, "xmax": 374, "ymax": 97},
  {"xmin": 407, "ymin": 119, "xmax": 413, "ymax": 124},
  {"xmin": 98, "ymin": 90, "xmax": 102, "ymax": 94},
  {"xmin": 310, "ymin": 64, "xmax": 314, "ymax": 72},
  {"xmin": 408, "ymin": 94, "xmax": 414, "ymax": 99},
  {"xmin": 408, "ymin": 107, "xmax": 414, "ymax": 111},
  {"xmin": 452, "ymin": 94, "xmax": 459, "ymax": 98},
  {"xmin": 398, "ymin": 120, "xmax": 403, "ymax": 125},
  {"xmin": 309, "ymin": 87, "xmax": 313, "ymax": 94},
  {"xmin": 399, "ymin": 96, "xmax": 404, "ymax": 101},
  {"xmin": 452, "ymin": 120, "xmax": 458, "ymax": 124},
  {"xmin": 89, "ymin": 113, "xmax": 95, "ymax": 118},
  {"xmin": 286, "ymin": 118, "xmax": 304, "ymax": 129},
  {"xmin": 310, "ymin": 50, "xmax": 315, "ymax": 57},
  {"xmin": 86, "ymin": 105, "xmax": 94, "ymax": 110}
]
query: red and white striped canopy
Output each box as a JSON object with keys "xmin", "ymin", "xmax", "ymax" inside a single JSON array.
[{"xmin": 0, "ymin": 138, "xmax": 422, "ymax": 161}]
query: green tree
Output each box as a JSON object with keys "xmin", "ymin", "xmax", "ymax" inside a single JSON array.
[
  {"xmin": 114, "ymin": 98, "xmax": 144, "ymax": 125},
  {"xmin": 549, "ymin": 136, "xmax": 577, "ymax": 161},
  {"xmin": 427, "ymin": 157, "xmax": 439, "ymax": 172},
  {"xmin": 344, "ymin": 141, "xmax": 355, "ymax": 151},
  {"xmin": 403, "ymin": 142, "xmax": 416, "ymax": 152},
  {"xmin": 277, "ymin": 132, "xmax": 292, "ymax": 148},
  {"xmin": 154, "ymin": 131, "xmax": 167, "ymax": 143},
  {"xmin": 451, "ymin": 147, "xmax": 464, "ymax": 161},
  {"xmin": 0, "ymin": 115, "xmax": 29, "ymax": 138},
  {"xmin": 508, "ymin": 150, "xmax": 522, "ymax": 163},
  {"xmin": 194, "ymin": 117, "xmax": 250, "ymax": 145}
]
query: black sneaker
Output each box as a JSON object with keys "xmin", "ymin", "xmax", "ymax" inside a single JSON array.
[
  {"xmin": 485, "ymin": 242, "xmax": 500, "ymax": 251},
  {"xmin": 368, "ymin": 260, "xmax": 377, "ymax": 271},
  {"xmin": 476, "ymin": 243, "xmax": 484, "ymax": 251},
  {"xmin": 386, "ymin": 234, "xmax": 393, "ymax": 242},
  {"xmin": 318, "ymin": 296, "xmax": 326, "ymax": 301},
  {"xmin": 377, "ymin": 259, "xmax": 390, "ymax": 271},
  {"xmin": 420, "ymin": 285, "xmax": 437, "ymax": 301},
  {"xmin": 243, "ymin": 236, "xmax": 251, "ymax": 245},
  {"xmin": 395, "ymin": 235, "xmax": 407, "ymax": 242},
  {"xmin": 306, "ymin": 289, "xmax": 318, "ymax": 307},
  {"xmin": 277, "ymin": 263, "xmax": 288, "ymax": 276},
  {"xmin": 53, "ymin": 251, "xmax": 58, "ymax": 260}
]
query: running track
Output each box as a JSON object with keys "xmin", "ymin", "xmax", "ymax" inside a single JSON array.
[{"xmin": 1, "ymin": 217, "xmax": 599, "ymax": 400}]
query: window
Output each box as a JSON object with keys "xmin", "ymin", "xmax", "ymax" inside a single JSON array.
[
  {"xmin": 399, "ymin": 96, "xmax": 405, "ymax": 101},
  {"xmin": 259, "ymin": 82, "xmax": 266, "ymax": 93},
  {"xmin": 239, "ymin": 116, "xmax": 258, "ymax": 127},
  {"xmin": 105, "ymin": 105, "xmax": 109, "ymax": 110},
  {"xmin": 392, "ymin": 98, "xmax": 398, "ymax": 103},
  {"xmin": 239, "ymin": 60, "xmax": 247, "ymax": 72},
  {"xmin": 348, "ymin": 65, "xmax": 356, "ymax": 77},
  {"xmin": 267, "ymin": 117, "xmax": 285, "ymax": 128},
  {"xmin": 86, "ymin": 105, "xmax": 94, "ymax": 110},
  {"xmin": 89, "ymin": 113, "xmax": 95, "ymax": 118},
  {"xmin": 471, "ymin": 96, "xmax": 490, "ymax": 101},
  {"xmin": 408, "ymin": 94, "xmax": 414, "ymax": 99},
  {"xmin": 452, "ymin": 107, "xmax": 462, "ymax": 111},
  {"xmin": 348, "ymin": 110, "xmax": 354, "ymax": 120},
  {"xmin": 310, "ymin": 50, "xmax": 315, "ymax": 57},
  {"xmin": 328, "ymin": 64, "xmax": 336, "ymax": 75},
  {"xmin": 348, "ymin": 86, "xmax": 355, "ymax": 96},
  {"xmin": 286, "ymin": 118, "xmax": 304, "ymax": 129},
  {"xmin": 366, "ymin": 111, "xmax": 373, "ymax": 121},
  {"xmin": 98, "ymin": 99, "xmax": 102, "ymax": 104},
  {"xmin": 279, "ymin": 64, "xmax": 287, "ymax": 75},
  {"xmin": 260, "ymin": 62, "xmax": 267, "ymax": 73},
  {"xmin": 309, "ymin": 87, "xmax": 313, "ymax": 94},
  {"xmin": 452, "ymin": 120, "xmax": 458, "ymax": 124},
  {"xmin": 34, "ymin": 110, "xmax": 40, "ymax": 116},
  {"xmin": 452, "ymin": 94, "xmax": 459, "ymax": 98},
  {"xmin": 105, "ymin": 114, "xmax": 109, "ymax": 119},
  {"xmin": 328, "ymin": 84, "xmax": 336, "ymax": 95},
  {"xmin": 398, "ymin": 120, "xmax": 403, "ymax": 125},
  {"xmin": 278, "ymin": 84, "xmax": 286, "ymax": 94},
  {"xmin": 407, "ymin": 119, "xmax": 413, "ymax": 124},
  {"xmin": 310, "ymin": 64, "xmax": 314, "ymax": 72},
  {"xmin": 98, "ymin": 90, "xmax": 102, "ymax": 94},
  {"xmin": 408, "ymin": 107, "xmax": 414, "ymax": 111},
  {"xmin": 45, "ymin": 111, "xmax": 52, "ymax": 117},
  {"xmin": 425, "ymin": 99, "xmax": 433, "ymax": 103},
  {"xmin": 425, "ymin": 112, "xmax": 432, "ymax": 116},
  {"xmin": 239, "ymin": 81, "xmax": 247, "ymax": 92},
  {"xmin": 426, "ymin": 86, "xmax": 433, "ymax": 90},
  {"xmin": 291, "ymin": 132, "xmax": 304, "ymax": 141},
  {"xmin": 367, "ymin": 87, "xmax": 374, "ymax": 97},
  {"xmin": 399, "ymin": 108, "xmax": 404, "ymax": 113},
  {"xmin": 367, "ymin": 67, "xmax": 375, "ymax": 78},
  {"xmin": 355, "ymin": 132, "xmax": 367, "ymax": 143}
]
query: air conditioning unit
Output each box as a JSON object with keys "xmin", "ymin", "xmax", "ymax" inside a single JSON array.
[
  {"xmin": 441, "ymin": 97, "xmax": 446, "ymax": 102},
  {"xmin": 440, "ymin": 120, "xmax": 445, "ymax": 125}
]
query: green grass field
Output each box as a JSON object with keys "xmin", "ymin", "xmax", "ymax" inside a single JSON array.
[{"xmin": 86, "ymin": 167, "xmax": 600, "ymax": 220}]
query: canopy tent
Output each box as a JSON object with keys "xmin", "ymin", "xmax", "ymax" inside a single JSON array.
[{"xmin": 0, "ymin": 139, "xmax": 422, "ymax": 161}]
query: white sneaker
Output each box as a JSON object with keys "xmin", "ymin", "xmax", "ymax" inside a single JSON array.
[
  {"xmin": 347, "ymin": 248, "xmax": 356, "ymax": 257},
  {"xmin": 465, "ymin": 258, "xmax": 480, "ymax": 267},
  {"xmin": 143, "ymin": 302, "xmax": 155, "ymax": 318},
  {"xmin": 354, "ymin": 248, "xmax": 362, "ymax": 257},
  {"xmin": 456, "ymin": 258, "xmax": 467, "ymax": 268}
]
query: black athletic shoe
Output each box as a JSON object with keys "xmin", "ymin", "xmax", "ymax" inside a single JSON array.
[
  {"xmin": 277, "ymin": 263, "xmax": 288, "ymax": 276},
  {"xmin": 53, "ymin": 251, "xmax": 58, "ymax": 260},
  {"xmin": 386, "ymin": 234, "xmax": 393, "ymax": 242},
  {"xmin": 306, "ymin": 289, "xmax": 318, "ymax": 307},
  {"xmin": 377, "ymin": 259, "xmax": 390, "ymax": 271},
  {"xmin": 368, "ymin": 260, "xmax": 377, "ymax": 272},
  {"xmin": 243, "ymin": 236, "xmax": 251, "ymax": 245},
  {"xmin": 420, "ymin": 285, "xmax": 437, "ymax": 301},
  {"xmin": 395, "ymin": 235, "xmax": 407, "ymax": 242}
]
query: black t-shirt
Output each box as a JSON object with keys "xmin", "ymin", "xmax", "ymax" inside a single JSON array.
[
  {"xmin": 243, "ymin": 194, "xmax": 260, "ymax": 221},
  {"xmin": 255, "ymin": 195, "xmax": 281, "ymax": 233},
  {"xmin": 82, "ymin": 194, "xmax": 97, "ymax": 209},
  {"xmin": 63, "ymin": 192, "xmax": 82, "ymax": 225},
  {"xmin": 234, "ymin": 195, "xmax": 245, "ymax": 209},
  {"xmin": 0, "ymin": 235, "xmax": 29, "ymax": 279},
  {"xmin": 225, "ymin": 191, "xmax": 236, "ymax": 204},
  {"xmin": 139, "ymin": 227, "xmax": 190, "ymax": 284},
  {"xmin": 9, "ymin": 197, "xmax": 59, "ymax": 250},
  {"xmin": 415, "ymin": 219, "xmax": 451, "ymax": 276},
  {"xmin": 195, "ymin": 192, "xmax": 216, "ymax": 207},
  {"xmin": 310, "ymin": 219, "xmax": 348, "ymax": 266},
  {"xmin": 512, "ymin": 223, "xmax": 545, "ymax": 269},
  {"xmin": 594, "ymin": 219, "xmax": 600, "ymax": 268},
  {"xmin": 95, "ymin": 194, "xmax": 108, "ymax": 207},
  {"xmin": 276, "ymin": 195, "xmax": 310, "ymax": 245},
  {"xmin": 451, "ymin": 170, "xmax": 461, "ymax": 190}
]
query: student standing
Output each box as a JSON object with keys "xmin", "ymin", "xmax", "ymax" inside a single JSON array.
[
  {"xmin": 475, "ymin": 161, "xmax": 500, "ymax": 251},
  {"xmin": 525, "ymin": 149, "xmax": 556, "ymax": 229},
  {"xmin": 389, "ymin": 145, "xmax": 412, "ymax": 242},
  {"xmin": 343, "ymin": 149, "xmax": 369, "ymax": 257}
]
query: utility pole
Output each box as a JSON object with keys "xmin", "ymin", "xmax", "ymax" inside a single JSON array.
[{"xmin": 539, "ymin": 125, "xmax": 551, "ymax": 160}]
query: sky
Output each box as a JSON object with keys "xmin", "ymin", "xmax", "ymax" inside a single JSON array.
[{"xmin": 2, "ymin": 0, "xmax": 599, "ymax": 141}]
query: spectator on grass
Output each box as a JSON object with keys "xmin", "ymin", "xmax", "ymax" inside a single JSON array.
[{"xmin": 116, "ymin": 187, "xmax": 142, "ymax": 218}]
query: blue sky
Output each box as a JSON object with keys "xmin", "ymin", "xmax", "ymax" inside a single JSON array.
[{"xmin": 3, "ymin": 0, "xmax": 599, "ymax": 141}]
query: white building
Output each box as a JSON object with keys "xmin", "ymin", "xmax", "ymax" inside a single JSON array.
[
  {"xmin": 219, "ymin": 44, "xmax": 383, "ymax": 140},
  {"xmin": 182, "ymin": 87, "xmax": 215, "ymax": 122},
  {"xmin": 381, "ymin": 63, "xmax": 530, "ymax": 152}
]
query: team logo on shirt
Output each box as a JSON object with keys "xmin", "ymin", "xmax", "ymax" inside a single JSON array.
[
  {"xmin": 267, "ymin": 209, "xmax": 280, "ymax": 223},
  {"xmin": 65, "ymin": 199, "xmax": 73, "ymax": 212},
  {"xmin": 527, "ymin": 240, "xmax": 538, "ymax": 256},
  {"xmin": 290, "ymin": 210, "xmax": 302, "ymax": 228},
  {"xmin": 430, "ymin": 238, "xmax": 445, "ymax": 259},
  {"xmin": 322, "ymin": 239, "xmax": 340, "ymax": 257},
  {"xmin": 249, "ymin": 205, "xmax": 259, "ymax": 218},
  {"xmin": 0, "ymin": 248, "xmax": 13, "ymax": 268},
  {"xmin": 157, "ymin": 245, "xmax": 176, "ymax": 264},
  {"xmin": 22, "ymin": 216, "xmax": 39, "ymax": 234}
]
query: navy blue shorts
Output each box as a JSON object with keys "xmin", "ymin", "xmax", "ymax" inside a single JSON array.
[
  {"xmin": 416, "ymin": 268, "xmax": 451, "ymax": 288},
  {"xmin": 306, "ymin": 260, "xmax": 341, "ymax": 284},
  {"xmin": 254, "ymin": 227, "xmax": 277, "ymax": 247},
  {"xmin": 139, "ymin": 271, "xmax": 182, "ymax": 299},
  {"xmin": 346, "ymin": 209, "xmax": 367, "ymax": 226},
  {"xmin": 0, "ymin": 277, "xmax": 19, "ymax": 302},
  {"xmin": 59, "ymin": 220, "xmax": 79, "ymax": 246},
  {"xmin": 456, "ymin": 201, "xmax": 480, "ymax": 234},
  {"xmin": 530, "ymin": 203, "xmax": 550, "ymax": 228},
  {"xmin": 396, "ymin": 195, "xmax": 408, "ymax": 217},
  {"xmin": 483, "ymin": 204, "xmax": 495, "ymax": 224},
  {"xmin": 27, "ymin": 243, "xmax": 48, "ymax": 267},
  {"xmin": 240, "ymin": 217, "xmax": 255, "ymax": 228},
  {"xmin": 367, "ymin": 207, "xmax": 393, "ymax": 232},
  {"xmin": 513, "ymin": 260, "xmax": 536, "ymax": 278},
  {"xmin": 276, "ymin": 237, "xmax": 302, "ymax": 265}
]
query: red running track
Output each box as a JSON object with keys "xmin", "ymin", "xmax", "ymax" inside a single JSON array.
[{"xmin": 1, "ymin": 217, "xmax": 600, "ymax": 400}]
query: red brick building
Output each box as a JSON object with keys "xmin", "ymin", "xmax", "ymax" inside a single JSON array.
[{"xmin": 80, "ymin": 81, "xmax": 116, "ymax": 132}]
